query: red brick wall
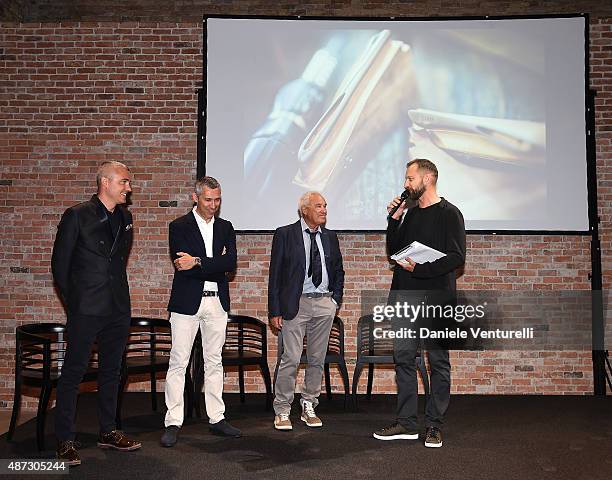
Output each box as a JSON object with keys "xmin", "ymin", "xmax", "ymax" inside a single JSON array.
[{"xmin": 1, "ymin": 16, "xmax": 610, "ymax": 410}]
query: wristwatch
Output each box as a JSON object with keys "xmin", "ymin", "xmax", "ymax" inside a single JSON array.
[{"xmin": 194, "ymin": 256, "xmax": 202, "ymax": 267}]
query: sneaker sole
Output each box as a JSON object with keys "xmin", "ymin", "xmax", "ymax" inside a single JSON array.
[
  {"xmin": 373, "ymin": 433, "xmax": 419, "ymax": 441},
  {"xmin": 300, "ymin": 415, "xmax": 322, "ymax": 427},
  {"xmin": 96, "ymin": 442, "xmax": 142, "ymax": 451},
  {"xmin": 274, "ymin": 424, "xmax": 293, "ymax": 431},
  {"xmin": 424, "ymin": 441, "xmax": 443, "ymax": 448}
]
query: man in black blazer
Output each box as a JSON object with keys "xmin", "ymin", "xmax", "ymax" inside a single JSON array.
[
  {"xmin": 51, "ymin": 161, "xmax": 141, "ymax": 466},
  {"xmin": 160, "ymin": 176, "xmax": 241, "ymax": 447},
  {"xmin": 269, "ymin": 192, "xmax": 344, "ymax": 431}
]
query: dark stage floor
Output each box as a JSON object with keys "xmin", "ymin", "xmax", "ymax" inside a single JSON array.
[{"xmin": 1, "ymin": 393, "xmax": 611, "ymax": 479}]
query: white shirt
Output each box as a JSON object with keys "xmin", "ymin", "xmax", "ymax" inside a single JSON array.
[{"xmin": 192, "ymin": 206, "xmax": 217, "ymax": 292}]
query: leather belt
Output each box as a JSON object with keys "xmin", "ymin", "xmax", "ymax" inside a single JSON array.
[
  {"xmin": 202, "ymin": 291, "xmax": 219, "ymax": 297},
  {"xmin": 302, "ymin": 292, "xmax": 332, "ymax": 298}
]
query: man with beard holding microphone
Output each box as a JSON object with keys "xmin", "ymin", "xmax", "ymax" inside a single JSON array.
[{"xmin": 373, "ymin": 158, "xmax": 466, "ymax": 448}]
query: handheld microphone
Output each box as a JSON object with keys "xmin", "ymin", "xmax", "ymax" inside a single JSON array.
[{"xmin": 387, "ymin": 189, "xmax": 410, "ymax": 221}]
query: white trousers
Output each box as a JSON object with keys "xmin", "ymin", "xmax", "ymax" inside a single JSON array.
[{"xmin": 164, "ymin": 296, "xmax": 228, "ymax": 426}]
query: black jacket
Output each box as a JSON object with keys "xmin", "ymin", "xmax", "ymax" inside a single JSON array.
[
  {"xmin": 268, "ymin": 220, "xmax": 344, "ymax": 321},
  {"xmin": 51, "ymin": 195, "xmax": 133, "ymax": 316},
  {"xmin": 167, "ymin": 212, "xmax": 237, "ymax": 314}
]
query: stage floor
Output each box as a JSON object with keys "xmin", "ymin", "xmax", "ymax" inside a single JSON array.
[{"xmin": 1, "ymin": 393, "xmax": 611, "ymax": 479}]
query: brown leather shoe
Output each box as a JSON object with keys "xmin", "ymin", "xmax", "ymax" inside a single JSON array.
[
  {"xmin": 97, "ymin": 430, "xmax": 142, "ymax": 451},
  {"xmin": 56, "ymin": 440, "xmax": 81, "ymax": 466}
]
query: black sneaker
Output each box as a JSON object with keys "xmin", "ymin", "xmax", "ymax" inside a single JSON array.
[
  {"xmin": 160, "ymin": 425, "xmax": 180, "ymax": 447},
  {"xmin": 209, "ymin": 419, "xmax": 241, "ymax": 438},
  {"xmin": 424, "ymin": 426, "xmax": 443, "ymax": 448},
  {"xmin": 373, "ymin": 423, "xmax": 419, "ymax": 441},
  {"xmin": 56, "ymin": 440, "xmax": 81, "ymax": 466}
]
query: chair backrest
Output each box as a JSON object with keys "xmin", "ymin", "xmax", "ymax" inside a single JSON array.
[
  {"xmin": 326, "ymin": 316, "xmax": 344, "ymax": 355},
  {"xmin": 15, "ymin": 323, "xmax": 66, "ymax": 377},
  {"xmin": 126, "ymin": 317, "xmax": 172, "ymax": 359},
  {"xmin": 224, "ymin": 314, "xmax": 267, "ymax": 358},
  {"xmin": 15, "ymin": 322, "xmax": 100, "ymax": 378},
  {"xmin": 356, "ymin": 314, "xmax": 393, "ymax": 358}
]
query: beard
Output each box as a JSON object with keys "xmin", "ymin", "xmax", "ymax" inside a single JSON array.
[{"xmin": 408, "ymin": 183, "xmax": 426, "ymax": 201}]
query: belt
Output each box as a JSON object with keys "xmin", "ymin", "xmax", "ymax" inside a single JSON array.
[
  {"xmin": 202, "ymin": 291, "xmax": 219, "ymax": 297},
  {"xmin": 302, "ymin": 292, "xmax": 332, "ymax": 298}
]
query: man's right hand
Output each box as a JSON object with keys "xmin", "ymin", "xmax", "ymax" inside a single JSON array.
[
  {"xmin": 387, "ymin": 195, "xmax": 407, "ymax": 220},
  {"xmin": 269, "ymin": 316, "xmax": 283, "ymax": 330}
]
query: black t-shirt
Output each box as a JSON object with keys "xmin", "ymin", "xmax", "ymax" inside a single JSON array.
[
  {"xmin": 107, "ymin": 206, "xmax": 122, "ymax": 240},
  {"xmin": 387, "ymin": 198, "xmax": 466, "ymax": 292},
  {"xmin": 94, "ymin": 195, "xmax": 123, "ymax": 240}
]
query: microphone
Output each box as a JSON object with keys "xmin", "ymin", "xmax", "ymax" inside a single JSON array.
[{"xmin": 387, "ymin": 189, "xmax": 410, "ymax": 221}]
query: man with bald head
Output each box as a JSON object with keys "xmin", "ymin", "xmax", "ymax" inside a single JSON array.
[
  {"xmin": 268, "ymin": 192, "xmax": 344, "ymax": 431},
  {"xmin": 52, "ymin": 161, "xmax": 141, "ymax": 465}
]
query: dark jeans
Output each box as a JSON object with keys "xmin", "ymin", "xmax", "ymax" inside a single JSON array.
[
  {"xmin": 55, "ymin": 311, "xmax": 130, "ymax": 441},
  {"xmin": 390, "ymin": 290, "xmax": 451, "ymax": 430},
  {"xmin": 394, "ymin": 341, "xmax": 450, "ymax": 430}
]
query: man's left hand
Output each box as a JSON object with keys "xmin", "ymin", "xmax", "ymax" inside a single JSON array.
[
  {"xmin": 174, "ymin": 252, "xmax": 198, "ymax": 270},
  {"xmin": 396, "ymin": 257, "xmax": 416, "ymax": 272}
]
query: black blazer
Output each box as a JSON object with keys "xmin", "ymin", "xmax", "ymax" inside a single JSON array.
[
  {"xmin": 167, "ymin": 212, "xmax": 237, "ymax": 314},
  {"xmin": 268, "ymin": 220, "xmax": 344, "ymax": 321},
  {"xmin": 51, "ymin": 195, "xmax": 133, "ymax": 317}
]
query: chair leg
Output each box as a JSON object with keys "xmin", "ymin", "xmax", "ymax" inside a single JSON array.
[
  {"xmin": 260, "ymin": 362, "xmax": 273, "ymax": 411},
  {"xmin": 7, "ymin": 380, "xmax": 22, "ymax": 442},
  {"xmin": 184, "ymin": 369, "xmax": 194, "ymax": 419},
  {"xmin": 150, "ymin": 370, "xmax": 157, "ymax": 411},
  {"xmin": 367, "ymin": 363, "xmax": 374, "ymax": 400},
  {"xmin": 36, "ymin": 384, "xmax": 52, "ymax": 452},
  {"xmin": 338, "ymin": 360, "xmax": 350, "ymax": 410},
  {"xmin": 193, "ymin": 364, "xmax": 204, "ymax": 419},
  {"xmin": 324, "ymin": 363, "xmax": 332, "ymax": 401},
  {"xmin": 351, "ymin": 362, "xmax": 364, "ymax": 411},
  {"xmin": 238, "ymin": 365, "xmax": 245, "ymax": 404}
]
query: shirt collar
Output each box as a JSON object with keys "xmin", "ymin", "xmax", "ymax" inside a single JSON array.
[
  {"xmin": 193, "ymin": 206, "xmax": 215, "ymax": 226},
  {"xmin": 300, "ymin": 217, "xmax": 320, "ymax": 234}
]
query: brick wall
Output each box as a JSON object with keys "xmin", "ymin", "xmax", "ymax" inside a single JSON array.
[{"xmin": 1, "ymin": 5, "xmax": 610, "ymax": 410}]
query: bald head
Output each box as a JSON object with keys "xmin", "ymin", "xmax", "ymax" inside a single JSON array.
[{"xmin": 96, "ymin": 161, "xmax": 130, "ymax": 191}]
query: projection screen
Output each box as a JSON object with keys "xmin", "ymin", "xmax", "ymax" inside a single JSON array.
[{"xmin": 204, "ymin": 15, "xmax": 589, "ymax": 232}]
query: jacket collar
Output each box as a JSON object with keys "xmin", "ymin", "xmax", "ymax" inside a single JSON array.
[
  {"xmin": 187, "ymin": 210, "xmax": 222, "ymax": 257},
  {"xmin": 91, "ymin": 194, "xmax": 129, "ymax": 256}
]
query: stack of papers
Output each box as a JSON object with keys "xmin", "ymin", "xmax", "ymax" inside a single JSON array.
[{"xmin": 391, "ymin": 241, "xmax": 446, "ymax": 264}]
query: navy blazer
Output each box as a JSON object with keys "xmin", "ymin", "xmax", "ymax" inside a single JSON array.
[
  {"xmin": 268, "ymin": 220, "xmax": 344, "ymax": 321},
  {"xmin": 167, "ymin": 211, "xmax": 237, "ymax": 314},
  {"xmin": 51, "ymin": 195, "xmax": 133, "ymax": 316}
]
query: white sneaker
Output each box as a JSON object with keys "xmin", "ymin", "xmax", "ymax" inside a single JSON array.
[{"xmin": 300, "ymin": 400, "xmax": 322, "ymax": 427}]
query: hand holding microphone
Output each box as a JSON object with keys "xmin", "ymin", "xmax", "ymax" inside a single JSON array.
[{"xmin": 387, "ymin": 189, "xmax": 410, "ymax": 221}]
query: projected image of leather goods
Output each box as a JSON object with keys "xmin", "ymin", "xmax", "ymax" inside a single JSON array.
[{"xmin": 206, "ymin": 18, "xmax": 587, "ymax": 231}]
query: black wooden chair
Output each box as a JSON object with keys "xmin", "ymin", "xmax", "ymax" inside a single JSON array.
[
  {"xmin": 7, "ymin": 323, "xmax": 101, "ymax": 451},
  {"xmin": 352, "ymin": 314, "xmax": 430, "ymax": 409},
  {"xmin": 117, "ymin": 317, "xmax": 193, "ymax": 427},
  {"xmin": 193, "ymin": 314, "xmax": 272, "ymax": 417},
  {"xmin": 274, "ymin": 316, "xmax": 350, "ymax": 407}
]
